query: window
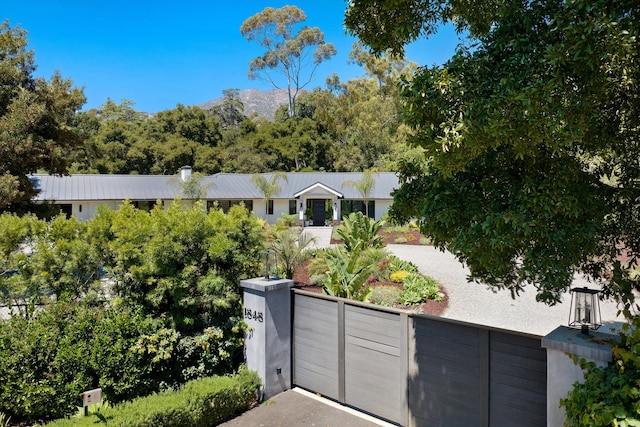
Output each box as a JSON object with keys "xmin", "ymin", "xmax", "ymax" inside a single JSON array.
[
  {"xmin": 289, "ymin": 200, "xmax": 297, "ymax": 215},
  {"xmin": 59, "ymin": 204, "xmax": 72, "ymax": 219},
  {"xmin": 208, "ymin": 200, "xmax": 254, "ymax": 213},
  {"xmin": 132, "ymin": 200, "xmax": 158, "ymax": 212},
  {"xmin": 268, "ymin": 199, "xmax": 274, "ymax": 215},
  {"xmin": 340, "ymin": 200, "xmax": 375, "ymax": 219}
]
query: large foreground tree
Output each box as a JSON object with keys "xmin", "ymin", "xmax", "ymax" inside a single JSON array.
[
  {"xmin": 0, "ymin": 21, "xmax": 85, "ymax": 211},
  {"xmin": 345, "ymin": 0, "xmax": 640, "ymax": 307}
]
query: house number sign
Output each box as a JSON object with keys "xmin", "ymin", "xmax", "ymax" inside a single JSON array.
[{"xmin": 244, "ymin": 308, "xmax": 264, "ymax": 323}]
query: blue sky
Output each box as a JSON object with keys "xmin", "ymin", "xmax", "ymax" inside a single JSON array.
[{"xmin": 4, "ymin": 1, "xmax": 462, "ymax": 113}]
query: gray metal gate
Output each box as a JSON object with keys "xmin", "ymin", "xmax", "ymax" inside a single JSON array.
[{"xmin": 292, "ymin": 291, "xmax": 547, "ymax": 426}]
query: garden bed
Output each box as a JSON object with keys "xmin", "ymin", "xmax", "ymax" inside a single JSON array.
[
  {"xmin": 331, "ymin": 227, "xmax": 431, "ymax": 246},
  {"xmin": 292, "ymin": 260, "xmax": 448, "ymax": 316}
]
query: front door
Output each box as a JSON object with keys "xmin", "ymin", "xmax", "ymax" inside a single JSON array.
[{"xmin": 312, "ymin": 199, "xmax": 326, "ymax": 226}]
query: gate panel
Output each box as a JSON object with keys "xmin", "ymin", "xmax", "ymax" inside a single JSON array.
[
  {"xmin": 489, "ymin": 331, "xmax": 547, "ymax": 426},
  {"xmin": 344, "ymin": 305, "xmax": 405, "ymax": 424},
  {"xmin": 409, "ymin": 318, "xmax": 485, "ymax": 427},
  {"xmin": 293, "ymin": 294, "xmax": 339, "ymax": 400}
]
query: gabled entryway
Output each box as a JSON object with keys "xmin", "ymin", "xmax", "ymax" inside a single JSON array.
[{"xmin": 293, "ymin": 182, "xmax": 343, "ymax": 226}]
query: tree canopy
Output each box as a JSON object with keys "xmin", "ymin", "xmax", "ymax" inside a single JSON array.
[
  {"xmin": 0, "ymin": 21, "xmax": 85, "ymax": 211},
  {"xmin": 241, "ymin": 5, "xmax": 337, "ymax": 118},
  {"xmin": 346, "ymin": 0, "xmax": 640, "ymax": 307}
]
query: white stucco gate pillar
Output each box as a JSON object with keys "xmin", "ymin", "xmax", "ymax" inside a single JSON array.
[{"xmin": 542, "ymin": 326, "xmax": 617, "ymax": 427}]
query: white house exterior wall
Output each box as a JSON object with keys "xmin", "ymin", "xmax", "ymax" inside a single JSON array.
[
  {"xmin": 31, "ymin": 172, "xmax": 400, "ymax": 224},
  {"xmin": 374, "ymin": 200, "xmax": 393, "ymax": 221},
  {"xmin": 62, "ymin": 200, "xmax": 182, "ymax": 221},
  {"xmin": 273, "ymin": 199, "xmax": 292, "ymax": 222}
]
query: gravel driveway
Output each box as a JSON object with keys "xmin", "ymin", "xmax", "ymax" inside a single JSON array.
[{"xmin": 386, "ymin": 244, "xmax": 625, "ymax": 336}]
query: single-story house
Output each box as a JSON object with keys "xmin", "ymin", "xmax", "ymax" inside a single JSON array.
[{"xmin": 30, "ymin": 167, "xmax": 400, "ymax": 225}]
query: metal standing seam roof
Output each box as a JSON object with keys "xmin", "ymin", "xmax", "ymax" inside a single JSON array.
[{"xmin": 30, "ymin": 172, "xmax": 400, "ymax": 202}]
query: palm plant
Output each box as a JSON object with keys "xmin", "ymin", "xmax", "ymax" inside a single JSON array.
[
  {"xmin": 167, "ymin": 172, "xmax": 214, "ymax": 206},
  {"xmin": 342, "ymin": 169, "xmax": 375, "ymax": 217},
  {"xmin": 269, "ymin": 228, "xmax": 316, "ymax": 279},
  {"xmin": 251, "ymin": 172, "xmax": 288, "ymax": 223}
]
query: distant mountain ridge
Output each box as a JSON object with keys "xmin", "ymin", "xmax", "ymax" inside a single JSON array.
[{"xmin": 198, "ymin": 88, "xmax": 291, "ymax": 121}]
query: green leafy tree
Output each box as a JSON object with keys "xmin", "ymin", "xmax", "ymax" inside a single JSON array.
[
  {"xmin": 153, "ymin": 104, "xmax": 222, "ymax": 147},
  {"xmin": 0, "ymin": 21, "xmax": 85, "ymax": 211},
  {"xmin": 245, "ymin": 117, "xmax": 334, "ymax": 171},
  {"xmin": 250, "ymin": 172, "xmax": 288, "ymax": 223},
  {"xmin": 209, "ymin": 88, "xmax": 247, "ymax": 130},
  {"xmin": 240, "ymin": 5, "xmax": 337, "ymax": 118},
  {"xmin": 346, "ymin": 0, "xmax": 640, "ymax": 307}
]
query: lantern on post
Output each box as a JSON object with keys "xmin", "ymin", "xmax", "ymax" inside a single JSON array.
[
  {"xmin": 259, "ymin": 250, "xmax": 278, "ymax": 280},
  {"xmin": 568, "ymin": 287, "xmax": 602, "ymax": 337}
]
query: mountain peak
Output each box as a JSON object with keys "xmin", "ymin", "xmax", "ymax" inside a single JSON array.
[{"xmin": 198, "ymin": 88, "xmax": 291, "ymax": 121}]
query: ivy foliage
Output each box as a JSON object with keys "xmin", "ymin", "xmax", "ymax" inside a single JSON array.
[{"xmin": 561, "ymin": 317, "xmax": 640, "ymax": 426}]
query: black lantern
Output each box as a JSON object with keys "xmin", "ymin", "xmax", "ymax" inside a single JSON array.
[
  {"xmin": 568, "ymin": 287, "xmax": 602, "ymax": 337},
  {"xmin": 259, "ymin": 250, "xmax": 278, "ymax": 280}
]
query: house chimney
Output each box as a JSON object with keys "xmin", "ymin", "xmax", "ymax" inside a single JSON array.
[{"xmin": 180, "ymin": 166, "xmax": 192, "ymax": 181}]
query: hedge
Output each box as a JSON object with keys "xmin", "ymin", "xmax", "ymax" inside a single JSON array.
[{"xmin": 46, "ymin": 368, "xmax": 260, "ymax": 427}]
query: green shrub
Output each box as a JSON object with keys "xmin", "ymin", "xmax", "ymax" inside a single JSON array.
[
  {"xmin": 369, "ymin": 285, "xmax": 402, "ymax": 307},
  {"xmin": 419, "ymin": 237, "xmax": 431, "ymax": 245},
  {"xmin": 0, "ymin": 302, "xmax": 247, "ymax": 424},
  {"xmin": 275, "ymin": 214, "xmax": 298, "ymax": 230},
  {"xmin": 46, "ymin": 369, "xmax": 261, "ymax": 427},
  {"xmin": 394, "ymin": 235, "xmax": 408, "ymax": 244},
  {"xmin": 398, "ymin": 274, "xmax": 443, "ymax": 305}
]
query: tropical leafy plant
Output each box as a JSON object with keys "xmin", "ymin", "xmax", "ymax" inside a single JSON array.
[
  {"xmin": 335, "ymin": 212, "xmax": 384, "ymax": 255},
  {"xmin": 321, "ymin": 247, "xmax": 373, "ymax": 301}
]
